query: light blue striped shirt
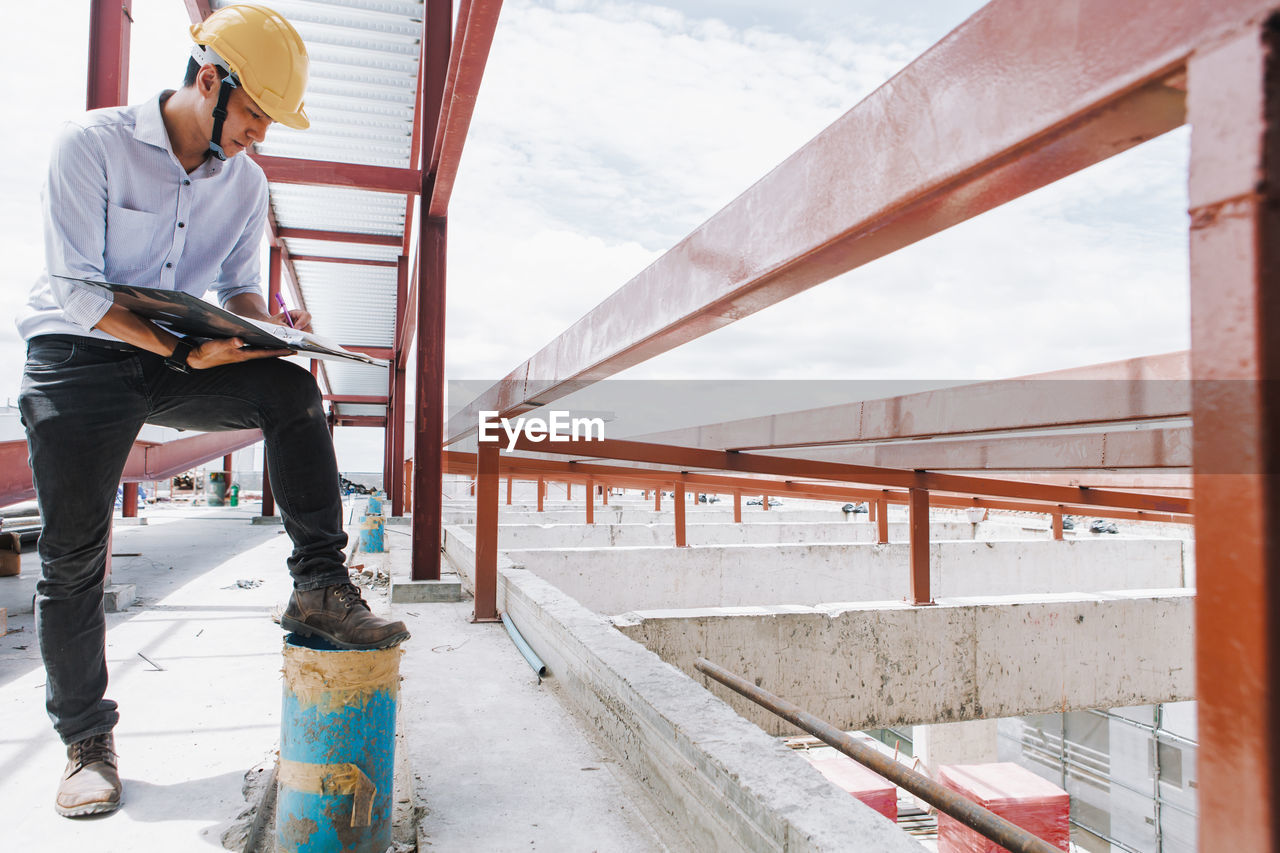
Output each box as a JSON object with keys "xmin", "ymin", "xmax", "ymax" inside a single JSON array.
[{"xmin": 16, "ymin": 91, "xmax": 268, "ymax": 341}]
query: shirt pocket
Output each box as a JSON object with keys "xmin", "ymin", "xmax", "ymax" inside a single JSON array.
[{"xmin": 104, "ymin": 202, "xmax": 164, "ymax": 276}]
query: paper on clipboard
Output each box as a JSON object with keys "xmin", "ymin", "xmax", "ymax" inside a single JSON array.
[{"xmin": 55, "ymin": 276, "xmax": 388, "ymax": 368}]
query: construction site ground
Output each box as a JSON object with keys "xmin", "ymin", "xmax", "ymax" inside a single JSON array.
[{"xmin": 0, "ymin": 501, "xmax": 671, "ymax": 852}]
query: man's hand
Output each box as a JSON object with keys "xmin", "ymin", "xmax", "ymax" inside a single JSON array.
[
  {"xmin": 189, "ymin": 338, "xmax": 293, "ymax": 369},
  {"xmin": 266, "ymin": 308, "xmax": 313, "ymax": 332}
]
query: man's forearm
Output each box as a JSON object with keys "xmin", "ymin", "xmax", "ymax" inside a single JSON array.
[
  {"xmin": 92, "ymin": 304, "xmax": 181, "ymax": 357},
  {"xmin": 224, "ymin": 292, "xmax": 272, "ymax": 322}
]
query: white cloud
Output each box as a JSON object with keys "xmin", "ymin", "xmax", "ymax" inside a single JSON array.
[{"xmin": 447, "ymin": 0, "xmax": 1190, "ymax": 395}]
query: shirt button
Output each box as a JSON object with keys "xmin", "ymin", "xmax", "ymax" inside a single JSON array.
[
  {"xmin": 165, "ymin": 263, "xmax": 173, "ymax": 269},
  {"xmin": 178, "ymin": 222, "xmax": 185, "ymax": 228},
  {"xmin": 183, "ymin": 179, "xmax": 191, "ymax": 186}
]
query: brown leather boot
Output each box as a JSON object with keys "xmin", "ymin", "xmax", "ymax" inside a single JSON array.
[
  {"xmin": 280, "ymin": 582, "xmax": 410, "ymax": 650},
  {"xmin": 56, "ymin": 733, "xmax": 121, "ymax": 817}
]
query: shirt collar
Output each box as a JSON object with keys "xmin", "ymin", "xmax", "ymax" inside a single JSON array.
[{"xmin": 133, "ymin": 90, "xmax": 226, "ymax": 179}]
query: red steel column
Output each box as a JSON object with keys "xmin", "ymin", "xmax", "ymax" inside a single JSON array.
[
  {"xmin": 472, "ymin": 443, "xmax": 499, "ymax": 622},
  {"xmin": 410, "ymin": 0, "xmax": 451, "ymax": 581},
  {"xmin": 1051, "ymin": 509, "xmax": 1064, "ymax": 540},
  {"xmin": 602, "ymin": 485, "xmax": 609, "ymax": 506},
  {"xmin": 762, "ymin": 493, "xmax": 770, "ymax": 511},
  {"xmin": 566, "ymin": 481, "xmax": 571, "ymax": 500},
  {"xmin": 261, "ymin": 245, "xmax": 284, "ymax": 517},
  {"xmin": 654, "ymin": 488, "xmax": 661, "ymax": 511},
  {"xmin": 908, "ymin": 488, "xmax": 932, "ymax": 605},
  {"xmin": 261, "ymin": 464, "xmax": 275, "ymax": 517},
  {"xmin": 585, "ymin": 477, "xmax": 594, "ymax": 525},
  {"xmin": 121, "ymin": 482, "xmax": 139, "ymax": 518},
  {"xmin": 506, "ymin": 476, "xmax": 512, "ymax": 505},
  {"xmin": 674, "ymin": 482, "xmax": 687, "ymax": 547},
  {"xmin": 876, "ymin": 494, "xmax": 890, "ymax": 544},
  {"xmin": 386, "ymin": 257, "xmax": 408, "ymax": 515},
  {"xmin": 1189, "ymin": 24, "xmax": 1280, "ymax": 848},
  {"xmin": 536, "ymin": 476, "xmax": 544, "ymax": 512},
  {"xmin": 411, "ymin": 218, "xmax": 446, "ymax": 580},
  {"xmin": 733, "ymin": 491, "xmax": 742, "ymax": 523},
  {"xmin": 87, "ymin": 0, "xmax": 131, "ymax": 110}
]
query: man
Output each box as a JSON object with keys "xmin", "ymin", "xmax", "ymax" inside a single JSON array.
[{"xmin": 16, "ymin": 4, "xmax": 409, "ymax": 818}]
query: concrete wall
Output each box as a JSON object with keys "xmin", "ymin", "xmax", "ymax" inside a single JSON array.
[
  {"xmin": 501, "ymin": 539, "xmax": 1186, "ymax": 614},
  {"xmin": 614, "ymin": 591, "xmax": 1194, "ymax": 737},
  {"xmin": 461, "ymin": 521, "xmax": 988, "ymax": 549},
  {"xmin": 441, "ymin": 526, "xmax": 924, "ymax": 852}
]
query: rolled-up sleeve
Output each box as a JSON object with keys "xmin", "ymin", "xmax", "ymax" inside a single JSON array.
[
  {"xmin": 211, "ymin": 173, "xmax": 268, "ymax": 307},
  {"xmin": 42, "ymin": 121, "xmax": 113, "ymax": 329}
]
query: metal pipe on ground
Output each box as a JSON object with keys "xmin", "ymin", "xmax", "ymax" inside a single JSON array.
[
  {"xmin": 693, "ymin": 658, "xmax": 1061, "ymax": 853},
  {"xmin": 501, "ymin": 613, "xmax": 546, "ymax": 678}
]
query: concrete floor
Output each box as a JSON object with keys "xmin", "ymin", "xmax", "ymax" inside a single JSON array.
[{"xmin": 0, "ymin": 502, "xmax": 669, "ymax": 852}]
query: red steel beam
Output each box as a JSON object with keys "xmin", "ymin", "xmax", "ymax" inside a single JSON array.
[
  {"xmin": 876, "ymin": 494, "xmax": 890, "ymax": 544},
  {"xmin": 1188, "ymin": 21, "xmax": 1280, "ymax": 848},
  {"xmin": 251, "ymin": 153, "xmax": 422, "ymax": 194},
  {"xmin": 446, "ymin": 0, "xmax": 1277, "ymax": 444},
  {"xmin": 88, "ymin": 0, "xmax": 131, "ymax": 110},
  {"xmin": 766, "ymin": 425, "xmax": 1191, "ymax": 472},
  {"xmin": 442, "ymin": 451, "xmax": 1191, "ymax": 525},
  {"xmin": 634, "ymin": 353, "xmax": 1190, "ymax": 452},
  {"xmin": 121, "ymin": 430, "xmax": 262, "ymax": 483},
  {"xmin": 276, "ymin": 227, "xmax": 402, "ymax": 247},
  {"xmin": 409, "ymin": 0, "xmax": 452, "ymax": 582},
  {"xmin": 0, "ymin": 441, "xmax": 34, "ymax": 505},
  {"xmin": 908, "ymin": 488, "xmax": 932, "ymax": 605},
  {"xmin": 503, "ymin": 436, "xmax": 1191, "ymax": 515},
  {"xmin": 334, "ymin": 416, "xmax": 387, "ymax": 428},
  {"xmin": 673, "ymin": 482, "xmax": 687, "ymax": 547},
  {"xmin": 323, "ymin": 395, "xmax": 389, "ymax": 405},
  {"xmin": 288, "ymin": 255, "xmax": 400, "ymax": 268},
  {"xmin": 473, "ymin": 443, "xmax": 499, "ymax": 621},
  {"xmin": 388, "ymin": 256, "xmax": 409, "ymax": 517},
  {"xmin": 427, "ymin": 0, "xmax": 504, "ymax": 217}
]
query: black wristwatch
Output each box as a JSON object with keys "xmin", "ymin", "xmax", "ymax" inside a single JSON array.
[{"xmin": 165, "ymin": 339, "xmax": 195, "ymax": 373}]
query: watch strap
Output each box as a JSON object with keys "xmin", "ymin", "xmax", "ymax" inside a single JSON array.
[{"xmin": 165, "ymin": 338, "xmax": 195, "ymax": 373}]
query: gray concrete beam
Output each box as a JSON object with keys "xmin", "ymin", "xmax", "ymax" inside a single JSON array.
[{"xmin": 615, "ymin": 591, "xmax": 1194, "ymax": 736}]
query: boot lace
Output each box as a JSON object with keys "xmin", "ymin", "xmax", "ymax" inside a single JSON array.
[
  {"xmin": 70, "ymin": 734, "xmax": 115, "ymax": 772},
  {"xmin": 332, "ymin": 582, "xmax": 371, "ymax": 611}
]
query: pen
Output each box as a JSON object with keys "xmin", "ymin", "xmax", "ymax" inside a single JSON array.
[{"xmin": 274, "ymin": 293, "xmax": 297, "ymax": 328}]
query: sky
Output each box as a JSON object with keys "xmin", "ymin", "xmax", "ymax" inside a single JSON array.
[{"xmin": 0, "ymin": 0, "xmax": 1191, "ymax": 470}]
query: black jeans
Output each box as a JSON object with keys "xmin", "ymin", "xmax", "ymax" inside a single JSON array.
[{"xmin": 19, "ymin": 335, "xmax": 349, "ymax": 744}]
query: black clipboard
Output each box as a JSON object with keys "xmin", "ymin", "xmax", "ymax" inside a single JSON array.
[{"xmin": 55, "ymin": 276, "xmax": 386, "ymax": 367}]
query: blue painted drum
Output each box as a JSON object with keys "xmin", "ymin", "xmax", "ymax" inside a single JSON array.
[
  {"xmin": 276, "ymin": 633, "xmax": 401, "ymax": 852},
  {"xmin": 358, "ymin": 493, "xmax": 386, "ymax": 554}
]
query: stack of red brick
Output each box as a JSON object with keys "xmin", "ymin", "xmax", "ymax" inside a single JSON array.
[{"xmin": 937, "ymin": 762, "xmax": 1069, "ymax": 852}]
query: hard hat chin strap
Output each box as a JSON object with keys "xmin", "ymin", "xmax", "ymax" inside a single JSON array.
[
  {"xmin": 192, "ymin": 44, "xmax": 240, "ymax": 162},
  {"xmin": 207, "ymin": 73, "xmax": 240, "ymax": 161}
]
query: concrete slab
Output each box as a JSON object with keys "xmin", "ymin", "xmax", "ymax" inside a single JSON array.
[
  {"xmin": 0, "ymin": 512, "xmax": 300, "ymax": 852},
  {"xmin": 103, "ymin": 582, "xmax": 136, "ymax": 612},
  {"xmin": 114, "ymin": 517, "xmax": 149, "ymax": 526},
  {"xmin": 250, "ymin": 515, "xmax": 283, "ymax": 525},
  {"xmin": 389, "ymin": 574, "xmax": 463, "ymax": 603}
]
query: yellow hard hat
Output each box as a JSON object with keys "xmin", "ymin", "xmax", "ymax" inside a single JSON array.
[{"xmin": 190, "ymin": 4, "xmax": 310, "ymax": 130}]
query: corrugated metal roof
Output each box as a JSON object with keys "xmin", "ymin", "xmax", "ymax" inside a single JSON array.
[{"xmin": 209, "ymin": 0, "xmax": 424, "ymax": 415}]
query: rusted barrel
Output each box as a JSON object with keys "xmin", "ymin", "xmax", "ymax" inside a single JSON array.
[{"xmin": 276, "ymin": 633, "xmax": 401, "ymax": 852}]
